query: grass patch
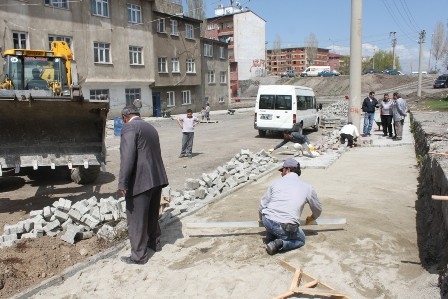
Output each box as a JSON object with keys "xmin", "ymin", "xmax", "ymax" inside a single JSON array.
[{"xmin": 420, "ymin": 95, "xmax": 448, "ymax": 111}]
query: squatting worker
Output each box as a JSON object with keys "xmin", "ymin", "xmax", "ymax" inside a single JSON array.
[
  {"xmin": 259, "ymin": 158, "xmax": 322, "ymax": 255},
  {"xmin": 118, "ymin": 104, "xmax": 168, "ymax": 265},
  {"xmin": 339, "ymin": 121, "xmax": 360, "ymax": 148},
  {"xmin": 268, "ymin": 130, "xmax": 314, "ymax": 157}
]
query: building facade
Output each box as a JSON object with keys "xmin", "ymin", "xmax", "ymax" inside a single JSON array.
[
  {"xmin": 267, "ymin": 47, "xmax": 333, "ymax": 76},
  {"xmin": 204, "ymin": 4, "xmax": 266, "ymax": 97},
  {"xmin": 0, "ymin": 0, "xmax": 228, "ymax": 117},
  {"xmin": 200, "ymin": 38, "xmax": 230, "ymax": 110}
]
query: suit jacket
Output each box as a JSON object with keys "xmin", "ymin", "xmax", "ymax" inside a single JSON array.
[{"xmin": 118, "ymin": 117, "xmax": 168, "ymax": 196}]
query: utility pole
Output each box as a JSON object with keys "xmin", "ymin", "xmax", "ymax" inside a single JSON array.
[
  {"xmin": 348, "ymin": 0, "xmax": 362, "ymax": 131},
  {"xmin": 417, "ymin": 30, "xmax": 426, "ymax": 98},
  {"xmin": 390, "ymin": 32, "xmax": 397, "ymax": 69},
  {"xmin": 372, "ymin": 48, "xmax": 376, "ymax": 69}
]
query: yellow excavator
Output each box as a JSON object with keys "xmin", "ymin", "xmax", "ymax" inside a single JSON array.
[{"xmin": 0, "ymin": 41, "xmax": 109, "ymax": 184}]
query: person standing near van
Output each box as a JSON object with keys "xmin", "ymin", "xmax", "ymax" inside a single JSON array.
[
  {"xmin": 177, "ymin": 109, "xmax": 199, "ymax": 158},
  {"xmin": 361, "ymin": 91, "xmax": 379, "ymax": 136},
  {"xmin": 205, "ymin": 103, "xmax": 211, "ymax": 121},
  {"xmin": 380, "ymin": 93, "xmax": 394, "ymax": 137}
]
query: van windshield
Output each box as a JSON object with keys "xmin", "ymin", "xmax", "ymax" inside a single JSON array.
[{"xmin": 259, "ymin": 95, "xmax": 292, "ymax": 110}]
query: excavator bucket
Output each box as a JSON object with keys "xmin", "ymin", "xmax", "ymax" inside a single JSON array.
[{"xmin": 0, "ymin": 96, "xmax": 109, "ymax": 181}]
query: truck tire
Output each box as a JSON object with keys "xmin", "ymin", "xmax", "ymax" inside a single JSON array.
[
  {"xmin": 70, "ymin": 165, "xmax": 100, "ymax": 184},
  {"xmin": 258, "ymin": 130, "xmax": 266, "ymax": 137},
  {"xmin": 313, "ymin": 120, "xmax": 319, "ymax": 132}
]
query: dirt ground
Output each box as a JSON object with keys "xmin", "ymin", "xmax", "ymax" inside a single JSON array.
[{"xmin": 0, "ymin": 74, "xmax": 446, "ymax": 298}]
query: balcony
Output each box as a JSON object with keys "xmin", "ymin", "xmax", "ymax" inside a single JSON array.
[{"xmin": 217, "ymin": 27, "xmax": 234, "ymax": 36}]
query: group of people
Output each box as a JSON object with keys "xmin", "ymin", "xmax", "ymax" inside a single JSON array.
[
  {"xmin": 117, "ymin": 102, "xmax": 323, "ymax": 263},
  {"xmin": 361, "ymin": 91, "xmax": 409, "ymax": 140}
]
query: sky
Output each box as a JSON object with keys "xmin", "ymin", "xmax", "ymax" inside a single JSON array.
[{"xmin": 200, "ymin": 0, "xmax": 448, "ymax": 74}]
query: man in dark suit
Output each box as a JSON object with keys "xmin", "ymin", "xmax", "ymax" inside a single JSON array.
[{"xmin": 118, "ymin": 104, "xmax": 169, "ymax": 265}]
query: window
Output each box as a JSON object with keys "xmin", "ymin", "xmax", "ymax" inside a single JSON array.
[
  {"xmin": 129, "ymin": 46, "xmax": 143, "ymax": 65},
  {"xmin": 45, "ymin": 0, "xmax": 68, "ymax": 8},
  {"xmin": 125, "ymin": 88, "xmax": 141, "ymax": 105},
  {"xmin": 259, "ymin": 95, "xmax": 292, "ymax": 110},
  {"xmin": 181, "ymin": 90, "xmax": 191, "ymax": 105},
  {"xmin": 185, "ymin": 24, "xmax": 194, "ymax": 39},
  {"xmin": 48, "ymin": 35, "xmax": 72, "ymax": 50},
  {"xmin": 158, "ymin": 57, "xmax": 167, "ymax": 73},
  {"xmin": 90, "ymin": 89, "xmax": 109, "ymax": 100},
  {"xmin": 93, "ymin": 42, "xmax": 111, "ymax": 63},
  {"xmin": 127, "ymin": 4, "xmax": 141, "ymax": 23},
  {"xmin": 13, "ymin": 32, "xmax": 27, "ymax": 49},
  {"xmin": 218, "ymin": 97, "xmax": 225, "ymax": 103},
  {"xmin": 207, "ymin": 23, "xmax": 216, "ymax": 30},
  {"xmin": 171, "ymin": 58, "xmax": 180, "ymax": 73},
  {"xmin": 91, "ymin": 0, "xmax": 109, "ymax": 17},
  {"xmin": 208, "ymin": 71, "xmax": 215, "ymax": 84},
  {"xmin": 297, "ymin": 96, "xmax": 315, "ymax": 110},
  {"xmin": 167, "ymin": 91, "xmax": 175, "ymax": 107},
  {"xmin": 186, "ymin": 59, "xmax": 195, "ymax": 73},
  {"xmin": 220, "ymin": 71, "xmax": 227, "ymax": 83},
  {"xmin": 157, "ymin": 18, "xmax": 166, "ymax": 33},
  {"xmin": 219, "ymin": 47, "xmax": 225, "ymax": 59},
  {"xmin": 170, "ymin": 20, "xmax": 178, "ymax": 36},
  {"xmin": 204, "ymin": 44, "xmax": 213, "ymax": 57}
]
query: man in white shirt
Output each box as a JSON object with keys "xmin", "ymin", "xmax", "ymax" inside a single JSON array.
[
  {"xmin": 340, "ymin": 121, "xmax": 360, "ymax": 148},
  {"xmin": 177, "ymin": 109, "xmax": 199, "ymax": 158}
]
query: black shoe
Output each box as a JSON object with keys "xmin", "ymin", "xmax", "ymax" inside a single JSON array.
[
  {"xmin": 266, "ymin": 239, "xmax": 283, "ymax": 255},
  {"xmin": 382, "ymin": 134, "xmax": 387, "ymax": 137},
  {"xmin": 120, "ymin": 256, "xmax": 147, "ymax": 265},
  {"xmin": 393, "ymin": 138, "xmax": 402, "ymax": 141}
]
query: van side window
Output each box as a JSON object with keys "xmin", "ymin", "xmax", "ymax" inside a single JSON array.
[
  {"xmin": 305, "ymin": 96, "xmax": 315, "ymax": 109},
  {"xmin": 275, "ymin": 95, "xmax": 292, "ymax": 110},
  {"xmin": 297, "ymin": 95, "xmax": 306, "ymax": 110},
  {"xmin": 259, "ymin": 95, "xmax": 275, "ymax": 109}
]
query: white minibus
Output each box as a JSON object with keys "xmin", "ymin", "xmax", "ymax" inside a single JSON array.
[
  {"xmin": 300, "ymin": 66, "xmax": 331, "ymax": 77},
  {"xmin": 254, "ymin": 85, "xmax": 320, "ymax": 136}
]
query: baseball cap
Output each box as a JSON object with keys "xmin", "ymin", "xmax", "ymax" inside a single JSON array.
[{"xmin": 278, "ymin": 158, "xmax": 299, "ymax": 171}]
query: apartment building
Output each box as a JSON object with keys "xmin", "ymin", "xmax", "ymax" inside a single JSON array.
[
  {"xmin": 267, "ymin": 47, "xmax": 331, "ymax": 76},
  {"xmin": 200, "ymin": 38, "xmax": 230, "ymax": 109},
  {"xmin": 204, "ymin": 4, "xmax": 266, "ymax": 97},
  {"xmin": 0, "ymin": 0, "xmax": 158, "ymax": 117}
]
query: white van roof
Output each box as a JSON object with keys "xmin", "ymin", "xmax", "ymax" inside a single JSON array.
[{"xmin": 257, "ymin": 85, "xmax": 314, "ymax": 92}]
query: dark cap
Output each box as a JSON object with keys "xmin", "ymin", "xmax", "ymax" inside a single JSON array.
[
  {"xmin": 121, "ymin": 104, "xmax": 140, "ymax": 116},
  {"xmin": 278, "ymin": 158, "xmax": 299, "ymax": 171}
]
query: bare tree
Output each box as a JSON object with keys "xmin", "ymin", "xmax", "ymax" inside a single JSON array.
[
  {"xmin": 305, "ymin": 33, "xmax": 318, "ymax": 66},
  {"xmin": 272, "ymin": 35, "xmax": 282, "ymax": 75},
  {"xmin": 431, "ymin": 21, "xmax": 448, "ymax": 72},
  {"xmin": 186, "ymin": 0, "xmax": 206, "ymax": 35}
]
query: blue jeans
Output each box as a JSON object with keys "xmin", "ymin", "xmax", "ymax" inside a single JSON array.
[
  {"xmin": 262, "ymin": 215, "xmax": 306, "ymax": 252},
  {"xmin": 363, "ymin": 112, "xmax": 375, "ymax": 134}
]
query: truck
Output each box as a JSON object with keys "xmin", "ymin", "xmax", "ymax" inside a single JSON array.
[
  {"xmin": 0, "ymin": 41, "xmax": 109, "ymax": 184},
  {"xmin": 254, "ymin": 85, "xmax": 320, "ymax": 136},
  {"xmin": 300, "ymin": 65, "xmax": 331, "ymax": 77}
]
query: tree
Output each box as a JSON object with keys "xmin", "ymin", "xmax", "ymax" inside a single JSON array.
[
  {"xmin": 364, "ymin": 50, "xmax": 401, "ymax": 71},
  {"xmin": 304, "ymin": 33, "xmax": 318, "ymax": 66},
  {"xmin": 339, "ymin": 55, "xmax": 350, "ymax": 75},
  {"xmin": 272, "ymin": 35, "xmax": 282, "ymax": 75},
  {"xmin": 431, "ymin": 21, "xmax": 448, "ymax": 72},
  {"xmin": 186, "ymin": 0, "xmax": 206, "ymax": 35}
]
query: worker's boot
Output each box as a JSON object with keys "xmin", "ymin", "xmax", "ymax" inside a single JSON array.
[{"xmin": 266, "ymin": 239, "xmax": 283, "ymax": 255}]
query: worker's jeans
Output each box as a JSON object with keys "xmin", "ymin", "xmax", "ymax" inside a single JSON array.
[
  {"xmin": 363, "ymin": 112, "xmax": 375, "ymax": 135},
  {"xmin": 262, "ymin": 215, "xmax": 306, "ymax": 252}
]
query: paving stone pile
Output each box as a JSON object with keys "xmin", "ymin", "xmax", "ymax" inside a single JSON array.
[
  {"xmin": 0, "ymin": 149, "xmax": 277, "ymax": 248},
  {"xmin": 320, "ymin": 99, "xmax": 349, "ymax": 121}
]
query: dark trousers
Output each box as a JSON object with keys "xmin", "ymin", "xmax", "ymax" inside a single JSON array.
[
  {"xmin": 181, "ymin": 132, "xmax": 194, "ymax": 155},
  {"xmin": 125, "ymin": 186, "xmax": 162, "ymax": 262},
  {"xmin": 381, "ymin": 115, "xmax": 393, "ymax": 137},
  {"xmin": 340, "ymin": 133, "xmax": 354, "ymax": 147}
]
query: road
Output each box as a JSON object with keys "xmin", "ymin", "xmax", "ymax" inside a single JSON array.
[{"xmin": 0, "ymin": 109, "xmax": 322, "ymax": 230}]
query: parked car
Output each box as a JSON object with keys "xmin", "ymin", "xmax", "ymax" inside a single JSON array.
[
  {"xmin": 363, "ymin": 69, "xmax": 380, "ymax": 74},
  {"xmin": 433, "ymin": 74, "xmax": 448, "ymax": 88},
  {"xmin": 280, "ymin": 70, "xmax": 296, "ymax": 78},
  {"xmin": 318, "ymin": 70, "xmax": 340, "ymax": 77},
  {"xmin": 382, "ymin": 68, "xmax": 401, "ymax": 75}
]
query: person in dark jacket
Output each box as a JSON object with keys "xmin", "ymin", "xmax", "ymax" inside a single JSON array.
[
  {"xmin": 361, "ymin": 91, "xmax": 379, "ymax": 136},
  {"xmin": 268, "ymin": 130, "xmax": 314, "ymax": 157},
  {"xmin": 118, "ymin": 104, "xmax": 169, "ymax": 265}
]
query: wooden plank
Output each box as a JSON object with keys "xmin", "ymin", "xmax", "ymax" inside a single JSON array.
[
  {"xmin": 432, "ymin": 195, "xmax": 448, "ymax": 201},
  {"xmin": 428, "ymin": 152, "xmax": 448, "ymax": 156},
  {"xmin": 301, "ymin": 279, "xmax": 318, "ymax": 288},
  {"xmin": 291, "ymin": 287, "xmax": 348, "ymax": 298},
  {"xmin": 289, "ymin": 269, "xmax": 302, "ymax": 290},
  {"xmin": 272, "ymin": 290, "xmax": 295, "ymax": 299}
]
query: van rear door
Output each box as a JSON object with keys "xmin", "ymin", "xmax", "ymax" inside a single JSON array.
[{"xmin": 257, "ymin": 94, "xmax": 293, "ymax": 130}]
